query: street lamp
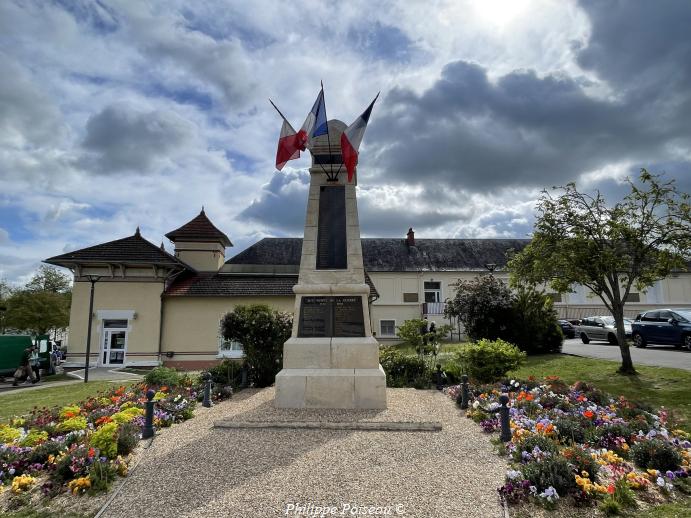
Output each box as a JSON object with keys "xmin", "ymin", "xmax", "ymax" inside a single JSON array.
[{"xmin": 84, "ymin": 275, "xmax": 102, "ymax": 383}]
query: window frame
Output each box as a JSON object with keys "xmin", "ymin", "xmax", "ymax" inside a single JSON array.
[{"xmin": 379, "ymin": 319, "xmax": 397, "ymax": 337}]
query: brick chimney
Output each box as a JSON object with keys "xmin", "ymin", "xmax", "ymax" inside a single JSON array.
[{"xmin": 406, "ymin": 227, "xmax": 415, "ymax": 247}]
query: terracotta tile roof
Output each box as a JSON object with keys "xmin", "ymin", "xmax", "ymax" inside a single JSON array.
[
  {"xmin": 165, "ymin": 209, "xmax": 232, "ymax": 247},
  {"xmin": 226, "ymin": 237, "xmax": 530, "ymax": 271},
  {"xmin": 45, "ymin": 229, "xmax": 185, "ymax": 268},
  {"xmin": 165, "ymin": 272, "xmax": 379, "ymax": 299}
]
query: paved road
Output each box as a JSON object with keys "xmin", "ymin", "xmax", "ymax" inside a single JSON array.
[{"xmin": 562, "ymin": 337, "xmax": 691, "ymax": 371}]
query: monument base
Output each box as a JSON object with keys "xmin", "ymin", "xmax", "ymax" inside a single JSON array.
[
  {"xmin": 275, "ymin": 336, "xmax": 386, "ymax": 409},
  {"xmin": 275, "ymin": 365, "xmax": 386, "ymax": 409}
]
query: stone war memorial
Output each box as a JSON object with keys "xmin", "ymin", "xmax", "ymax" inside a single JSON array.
[{"xmin": 273, "ymin": 91, "xmax": 387, "ymax": 409}]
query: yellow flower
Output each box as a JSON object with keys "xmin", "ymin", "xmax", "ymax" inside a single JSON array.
[
  {"xmin": 67, "ymin": 476, "xmax": 91, "ymax": 495},
  {"xmin": 11, "ymin": 474, "xmax": 36, "ymax": 493},
  {"xmin": 647, "ymin": 469, "xmax": 658, "ymax": 477}
]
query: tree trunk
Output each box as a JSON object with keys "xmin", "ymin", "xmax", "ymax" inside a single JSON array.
[{"xmin": 612, "ymin": 302, "xmax": 636, "ymax": 374}]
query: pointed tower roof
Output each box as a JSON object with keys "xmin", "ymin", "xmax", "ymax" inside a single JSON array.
[{"xmin": 165, "ymin": 208, "xmax": 232, "ymax": 247}]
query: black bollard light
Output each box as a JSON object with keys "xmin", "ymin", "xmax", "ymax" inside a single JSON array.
[
  {"xmin": 435, "ymin": 364, "xmax": 443, "ymax": 391},
  {"xmin": 499, "ymin": 393, "xmax": 512, "ymax": 442},
  {"xmin": 460, "ymin": 374, "xmax": 470, "ymax": 409},
  {"xmin": 240, "ymin": 365, "xmax": 248, "ymax": 389},
  {"xmin": 202, "ymin": 371, "xmax": 212, "ymax": 408},
  {"xmin": 142, "ymin": 389, "xmax": 155, "ymax": 439}
]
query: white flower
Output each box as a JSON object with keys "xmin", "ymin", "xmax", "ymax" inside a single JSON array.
[
  {"xmin": 529, "ymin": 486, "xmax": 537, "ymax": 494},
  {"xmin": 506, "ymin": 469, "xmax": 522, "ymax": 480},
  {"xmin": 657, "ymin": 477, "xmax": 665, "ymax": 487},
  {"xmin": 473, "ymin": 401, "xmax": 480, "ymax": 409}
]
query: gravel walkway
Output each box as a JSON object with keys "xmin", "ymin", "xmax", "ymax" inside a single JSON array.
[{"xmin": 101, "ymin": 388, "xmax": 505, "ymax": 518}]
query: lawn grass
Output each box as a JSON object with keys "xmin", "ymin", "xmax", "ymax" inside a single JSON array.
[
  {"xmin": 0, "ymin": 381, "xmax": 135, "ymax": 422},
  {"xmin": 639, "ymin": 502, "xmax": 691, "ymax": 518},
  {"xmin": 509, "ymin": 354, "xmax": 691, "ymax": 430}
]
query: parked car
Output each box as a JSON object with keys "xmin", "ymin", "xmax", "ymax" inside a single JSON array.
[
  {"xmin": 558, "ymin": 320, "xmax": 576, "ymax": 338},
  {"xmin": 631, "ymin": 308, "xmax": 691, "ymax": 350},
  {"xmin": 577, "ymin": 316, "xmax": 632, "ymax": 345}
]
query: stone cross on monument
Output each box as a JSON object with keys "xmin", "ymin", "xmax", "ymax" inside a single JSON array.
[{"xmin": 275, "ymin": 119, "xmax": 387, "ymax": 409}]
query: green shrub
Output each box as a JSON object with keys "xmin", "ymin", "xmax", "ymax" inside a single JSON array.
[
  {"xmin": 208, "ymin": 359, "xmax": 244, "ymax": 387},
  {"xmin": 19, "ymin": 429, "xmax": 48, "ymax": 447},
  {"xmin": 90, "ymin": 423, "xmax": 119, "ymax": 459},
  {"xmin": 56, "ymin": 416, "xmax": 88, "ymax": 433},
  {"xmin": 379, "ymin": 347, "xmax": 428, "ymax": 387},
  {"xmin": 144, "ymin": 367, "xmax": 182, "ymax": 387},
  {"xmin": 508, "ymin": 286, "xmax": 563, "ymax": 355},
  {"xmin": 117, "ymin": 423, "xmax": 139, "ymax": 456},
  {"xmin": 443, "ymin": 362, "xmax": 463, "ymax": 385},
  {"xmin": 522, "ymin": 456, "xmax": 576, "ymax": 495},
  {"xmin": 454, "ymin": 338, "xmax": 526, "ymax": 383},
  {"xmin": 631, "ymin": 439, "xmax": 682, "ymax": 472},
  {"xmin": 512, "ymin": 434, "xmax": 559, "ymax": 463},
  {"xmin": 220, "ymin": 304, "xmax": 292, "ymax": 387}
]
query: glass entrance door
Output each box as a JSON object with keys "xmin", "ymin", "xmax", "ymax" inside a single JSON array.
[{"xmin": 101, "ymin": 320, "xmax": 127, "ymax": 366}]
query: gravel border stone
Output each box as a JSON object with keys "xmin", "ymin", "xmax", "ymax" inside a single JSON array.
[{"xmin": 101, "ymin": 388, "xmax": 505, "ymax": 518}]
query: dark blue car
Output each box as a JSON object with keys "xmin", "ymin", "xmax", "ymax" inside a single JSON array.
[{"xmin": 631, "ymin": 308, "xmax": 691, "ymax": 350}]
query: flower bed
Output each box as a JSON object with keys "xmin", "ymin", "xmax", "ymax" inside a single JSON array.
[
  {"xmin": 0, "ymin": 376, "xmax": 230, "ymax": 508},
  {"xmin": 445, "ymin": 377, "xmax": 691, "ymax": 514}
]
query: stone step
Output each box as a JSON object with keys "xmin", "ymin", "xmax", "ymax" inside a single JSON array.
[{"xmin": 212, "ymin": 420, "xmax": 442, "ymax": 432}]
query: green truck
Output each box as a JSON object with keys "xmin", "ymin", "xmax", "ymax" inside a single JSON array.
[{"xmin": 0, "ymin": 334, "xmax": 57, "ymax": 378}]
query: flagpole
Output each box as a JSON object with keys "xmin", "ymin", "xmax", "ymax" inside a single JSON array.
[{"xmin": 320, "ymin": 81, "xmax": 336, "ymax": 181}]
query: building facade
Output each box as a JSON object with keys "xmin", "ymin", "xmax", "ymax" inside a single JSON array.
[{"xmin": 46, "ymin": 212, "xmax": 691, "ymax": 369}]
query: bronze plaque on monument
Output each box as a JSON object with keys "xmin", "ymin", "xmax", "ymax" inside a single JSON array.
[
  {"xmin": 297, "ymin": 296, "xmax": 365, "ymax": 337},
  {"xmin": 316, "ymin": 186, "xmax": 347, "ymax": 270}
]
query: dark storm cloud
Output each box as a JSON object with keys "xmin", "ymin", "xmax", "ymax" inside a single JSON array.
[
  {"xmin": 367, "ymin": 0, "xmax": 691, "ymax": 193},
  {"xmin": 80, "ymin": 104, "xmax": 194, "ymax": 173},
  {"xmin": 369, "ymin": 60, "xmax": 690, "ymax": 191},
  {"xmin": 577, "ymin": 0, "xmax": 691, "ymax": 94},
  {"xmin": 239, "ymin": 171, "xmax": 310, "ymax": 234}
]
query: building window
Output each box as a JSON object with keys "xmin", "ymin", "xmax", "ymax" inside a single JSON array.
[
  {"xmin": 403, "ymin": 292, "xmax": 419, "ymax": 303},
  {"xmin": 380, "ymin": 320, "xmax": 396, "ymax": 337},
  {"xmin": 424, "ymin": 281, "xmax": 441, "ymax": 303},
  {"xmin": 219, "ymin": 337, "xmax": 244, "ymax": 358},
  {"xmin": 547, "ymin": 293, "xmax": 562, "ymax": 303},
  {"xmin": 625, "ymin": 292, "xmax": 640, "ymax": 303}
]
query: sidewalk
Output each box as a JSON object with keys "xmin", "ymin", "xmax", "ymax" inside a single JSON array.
[{"xmin": 0, "ymin": 368, "xmax": 143, "ymax": 396}]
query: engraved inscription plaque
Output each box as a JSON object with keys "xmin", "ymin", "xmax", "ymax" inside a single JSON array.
[
  {"xmin": 316, "ymin": 186, "xmax": 347, "ymax": 270},
  {"xmin": 333, "ymin": 296, "xmax": 365, "ymax": 337},
  {"xmin": 297, "ymin": 296, "xmax": 332, "ymax": 337},
  {"xmin": 298, "ymin": 296, "xmax": 365, "ymax": 337}
]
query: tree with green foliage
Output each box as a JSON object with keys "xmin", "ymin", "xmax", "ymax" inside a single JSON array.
[
  {"xmin": 508, "ymin": 170, "xmax": 690, "ymax": 374},
  {"xmin": 444, "ymin": 274, "xmax": 514, "ymax": 342},
  {"xmin": 4, "ymin": 266, "xmax": 72, "ymax": 336},
  {"xmin": 220, "ymin": 304, "xmax": 292, "ymax": 387},
  {"xmin": 26, "ymin": 265, "xmax": 72, "ymax": 293}
]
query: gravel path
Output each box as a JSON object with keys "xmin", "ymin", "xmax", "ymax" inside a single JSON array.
[{"xmin": 101, "ymin": 388, "xmax": 505, "ymax": 518}]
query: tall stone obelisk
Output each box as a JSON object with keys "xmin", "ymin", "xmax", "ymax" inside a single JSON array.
[{"xmin": 274, "ymin": 120, "xmax": 387, "ymax": 409}]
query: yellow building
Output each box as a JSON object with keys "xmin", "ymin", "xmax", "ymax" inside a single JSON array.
[{"xmin": 46, "ymin": 212, "xmax": 691, "ymax": 369}]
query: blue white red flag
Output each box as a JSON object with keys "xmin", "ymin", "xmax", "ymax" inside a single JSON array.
[
  {"xmin": 298, "ymin": 87, "xmax": 328, "ymax": 149},
  {"xmin": 341, "ymin": 93, "xmax": 379, "ymax": 181}
]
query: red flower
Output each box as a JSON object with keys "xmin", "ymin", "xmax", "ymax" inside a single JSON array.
[
  {"xmin": 88, "ymin": 447, "xmax": 96, "ymax": 458},
  {"xmin": 607, "ymin": 484, "xmax": 615, "ymax": 495},
  {"xmin": 583, "ymin": 410, "xmax": 595, "ymax": 419}
]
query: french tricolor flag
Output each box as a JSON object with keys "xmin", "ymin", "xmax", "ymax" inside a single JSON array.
[
  {"xmin": 341, "ymin": 93, "xmax": 379, "ymax": 182},
  {"xmin": 298, "ymin": 87, "xmax": 328, "ymax": 149}
]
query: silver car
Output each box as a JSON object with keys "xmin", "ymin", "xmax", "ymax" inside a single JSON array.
[{"xmin": 577, "ymin": 316, "xmax": 632, "ymax": 345}]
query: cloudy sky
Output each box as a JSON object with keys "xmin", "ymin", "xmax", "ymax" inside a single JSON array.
[{"xmin": 1, "ymin": 0, "xmax": 690, "ymax": 284}]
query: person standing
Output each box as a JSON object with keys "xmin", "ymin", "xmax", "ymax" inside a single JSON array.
[
  {"xmin": 13, "ymin": 346, "xmax": 37, "ymax": 386},
  {"xmin": 31, "ymin": 346, "xmax": 41, "ymax": 382}
]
